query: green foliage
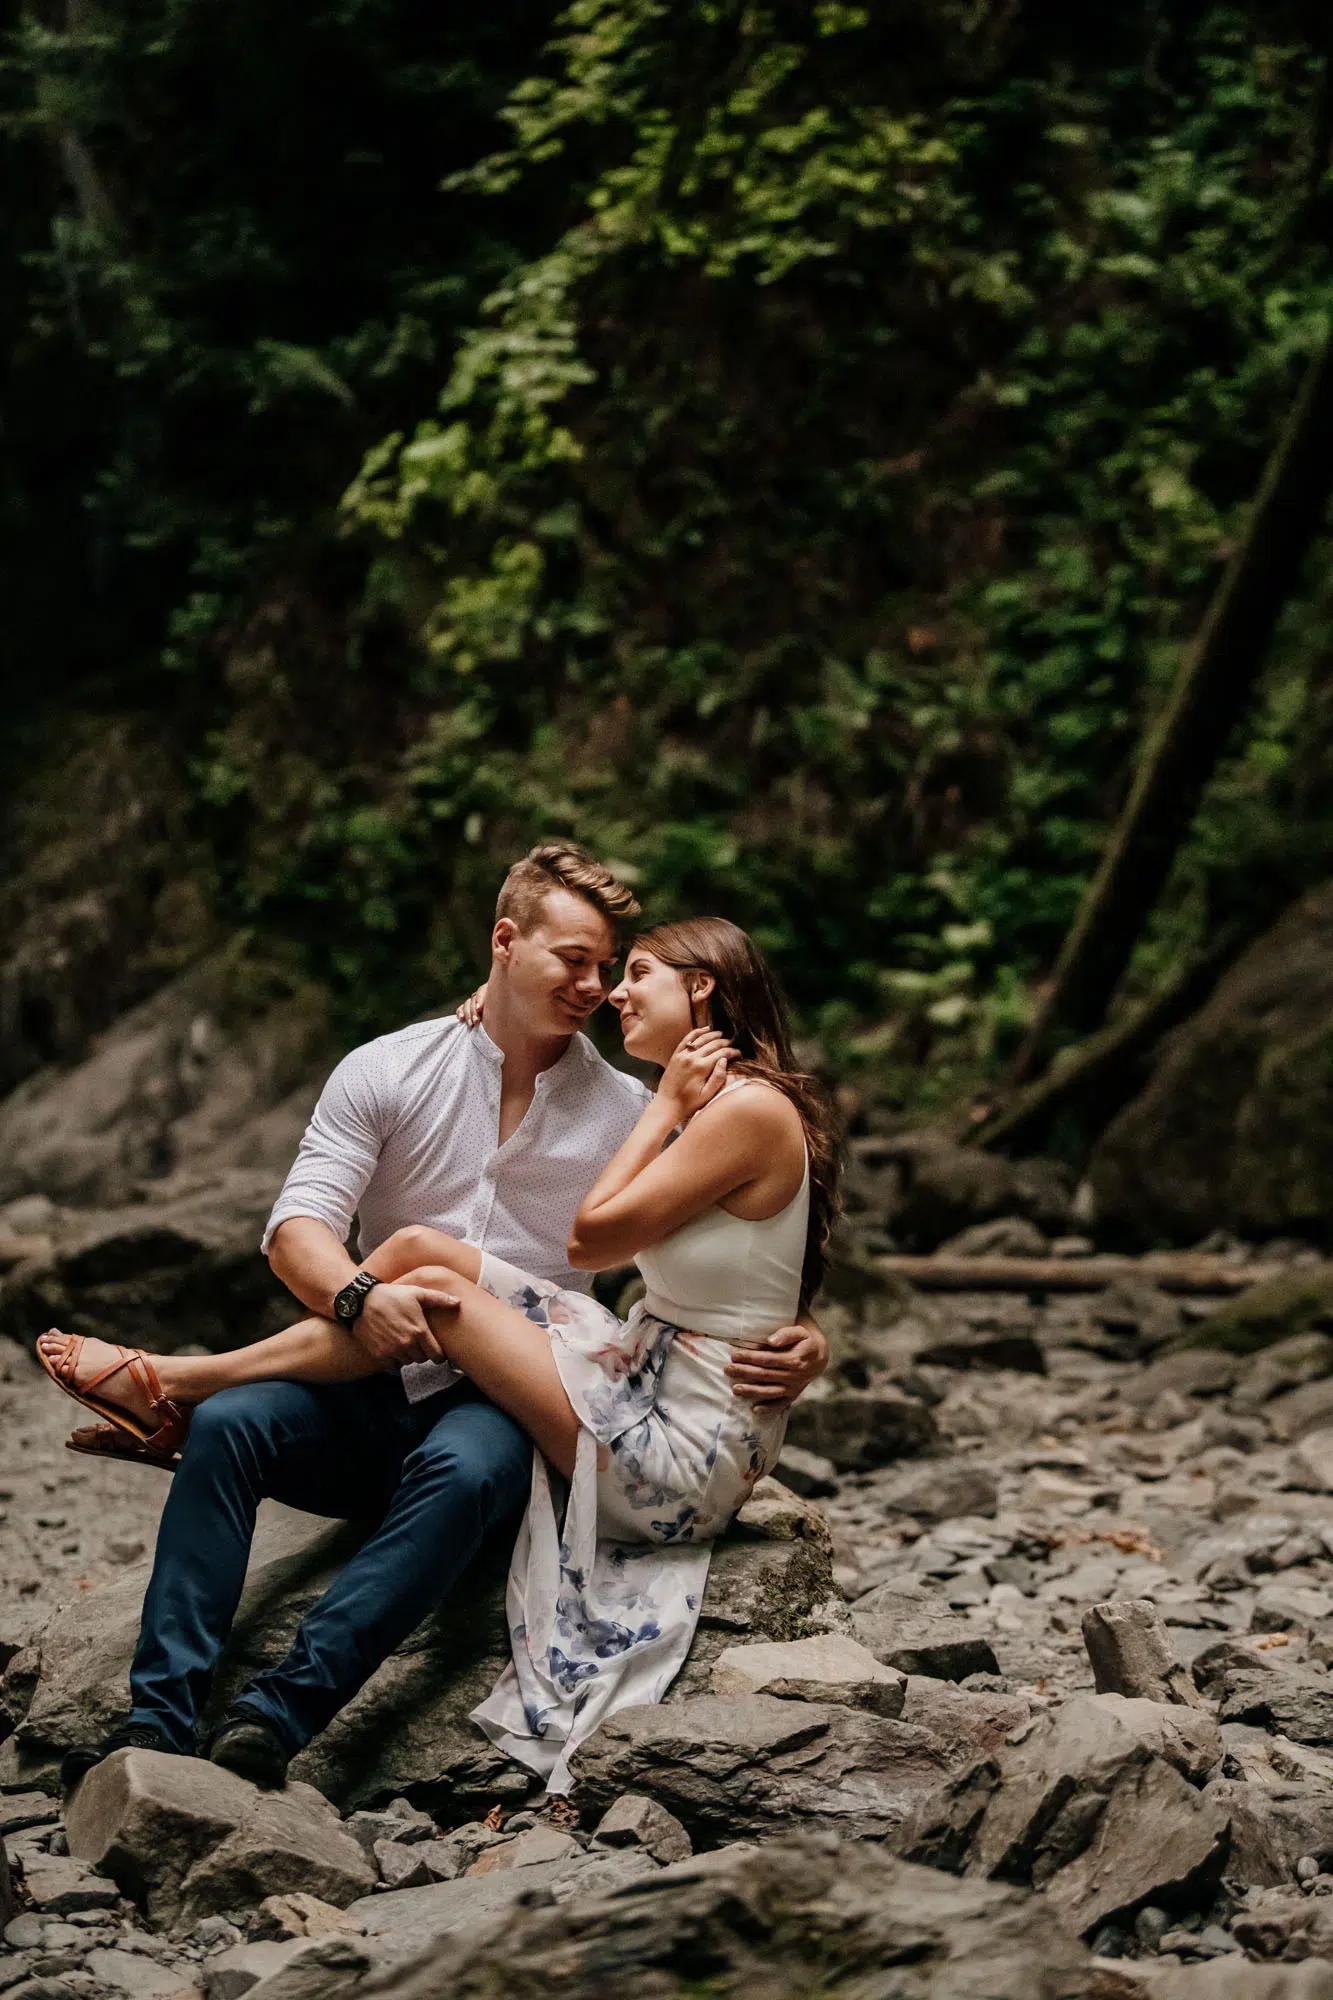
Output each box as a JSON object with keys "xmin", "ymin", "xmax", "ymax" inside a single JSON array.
[{"xmin": 4, "ymin": 0, "xmax": 1333, "ymax": 1100}]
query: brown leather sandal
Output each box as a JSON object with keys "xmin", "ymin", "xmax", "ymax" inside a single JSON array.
[
  {"xmin": 65, "ymin": 1421, "xmax": 182, "ymax": 1473},
  {"xmin": 38, "ymin": 1330, "xmax": 192, "ymax": 1459}
]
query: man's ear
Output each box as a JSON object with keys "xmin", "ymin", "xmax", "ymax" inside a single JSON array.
[{"xmin": 492, "ymin": 917, "xmax": 520, "ymax": 962}]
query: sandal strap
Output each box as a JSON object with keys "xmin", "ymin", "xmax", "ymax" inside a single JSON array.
[{"xmin": 82, "ymin": 1345, "xmax": 172, "ymax": 1418}]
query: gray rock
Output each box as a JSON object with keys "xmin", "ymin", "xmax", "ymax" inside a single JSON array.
[
  {"xmin": 1287, "ymin": 1429, "xmax": 1333, "ymax": 1496},
  {"xmin": 82, "ymin": 1947, "xmax": 190, "ymax": 1997},
  {"xmin": 249, "ymin": 1892, "xmax": 367, "ymax": 1943},
  {"xmin": 1217, "ymin": 1668, "xmax": 1333, "ymax": 1745},
  {"xmin": 902, "ymin": 1693, "xmax": 1226, "ymax": 1938},
  {"xmin": 65, "ymin": 1748, "xmax": 373, "ymax": 1926},
  {"xmin": 0, "ymin": 1793, "xmax": 61, "ymax": 1839},
  {"xmin": 911, "ymin": 1329, "xmax": 1047, "ymax": 1375},
  {"xmin": 373, "ymin": 1839, "xmax": 433, "ymax": 1891},
  {"xmin": 850, "ymin": 1582, "xmax": 1001, "ymax": 1681},
  {"xmin": 17, "ymin": 1852, "xmax": 121, "ymax": 1913},
  {"xmin": 345, "ymin": 1850, "xmax": 658, "ymax": 1965},
  {"xmin": 1081, "ymin": 1599, "xmax": 1205, "ymax": 1707},
  {"xmin": 463, "ymin": 1825, "xmax": 580, "ymax": 1875},
  {"xmin": 785, "ymin": 1388, "xmax": 938, "ymax": 1471},
  {"xmin": 883, "ymin": 1461, "xmax": 1000, "ymax": 1522},
  {"xmin": 216, "ymin": 1935, "xmax": 374, "ymax": 2000},
  {"xmin": 590, "ymin": 1795, "xmax": 692, "ymax": 1866},
  {"xmin": 354, "ymin": 1833, "xmax": 1099, "ymax": 2000},
  {"xmin": 4, "ymin": 1911, "xmax": 47, "ymax": 1948},
  {"xmin": 865, "ymin": 1135, "xmax": 1074, "ymax": 1249},
  {"xmin": 771, "ymin": 1445, "xmax": 839, "ymax": 1499},
  {"xmin": 205, "ymin": 1938, "xmax": 311, "ymax": 2000},
  {"xmin": 566, "ymin": 1694, "xmax": 950, "ymax": 1846},
  {"xmin": 897, "ymin": 1679, "xmax": 1031, "ymax": 1766},
  {"xmin": 934, "ymin": 1217, "xmax": 1051, "ymax": 1259},
  {"xmin": 1087, "ymin": 879, "xmax": 1333, "ymax": 1242},
  {"xmin": 0, "ymin": 1835, "xmax": 12, "ymax": 1929},
  {"xmin": 709, "ymin": 1633, "xmax": 906, "ymax": 1715}
]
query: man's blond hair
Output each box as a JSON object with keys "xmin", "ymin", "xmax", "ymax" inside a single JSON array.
[{"xmin": 496, "ymin": 842, "xmax": 641, "ymax": 939}]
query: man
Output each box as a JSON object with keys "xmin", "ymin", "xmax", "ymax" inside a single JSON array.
[{"xmin": 64, "ymin": 845, "xmax": 827, "ymax": 1789}]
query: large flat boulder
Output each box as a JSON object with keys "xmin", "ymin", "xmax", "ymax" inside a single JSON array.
[
  {"xmin": 566, "ymin": 1694, "xmax": 950, "ymax": 1844},
  {"xmin": 355, "ymin": 1834, "xmax": 1104, "ymax": 2000},
  {"xmin": 1, "ymin": 1489, "xmax": 837, "ymax": 1817}
]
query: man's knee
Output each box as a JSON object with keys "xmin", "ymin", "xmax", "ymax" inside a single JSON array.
[
  {"xmin": 404, "ymin": 1406, "xmax": 530, "ymax": 1523},
  {"xmin": 184, "ymin": 1381, "xmax": 318, "ymax": 1463}
]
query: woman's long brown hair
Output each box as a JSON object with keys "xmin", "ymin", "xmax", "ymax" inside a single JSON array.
[{"xmin": 634, "ymin": 917, "xmax": 841, "ymax": 1313}]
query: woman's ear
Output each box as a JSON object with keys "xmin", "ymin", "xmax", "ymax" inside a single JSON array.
[{"xmin": 688, "ymin": 972, "xmax": 716, "ymax": 1027}]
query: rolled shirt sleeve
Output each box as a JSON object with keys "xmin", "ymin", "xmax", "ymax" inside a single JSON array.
[{"xmin": 261, "ymin": 1044, "xmax": 387, "ymax": 1256}]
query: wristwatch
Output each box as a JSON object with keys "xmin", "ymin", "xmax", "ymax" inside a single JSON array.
[{"xmin": 333, "ymin": 1271, "xmax": 381, "ymax": 1326}]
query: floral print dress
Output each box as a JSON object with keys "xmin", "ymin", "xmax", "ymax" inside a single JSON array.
[{"xmin": 468, "ymin": 1253, "xmax": 790, "ymax": 1795}]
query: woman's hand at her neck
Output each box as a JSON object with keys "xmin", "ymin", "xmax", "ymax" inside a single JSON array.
[{"xmin": 654, "ymin": 1028, "xmax": 738, "ymax": 1125}]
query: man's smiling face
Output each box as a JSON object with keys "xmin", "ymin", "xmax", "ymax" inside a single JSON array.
[{"xmin": 493, "ymin": 887, "xmax": 619, "ymax": 1038}]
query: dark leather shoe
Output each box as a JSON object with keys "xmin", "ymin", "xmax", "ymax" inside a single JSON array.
[
  {"xmin": 208, "ymin": 1710, "xmax": 289, "ymax": 1789},
  {"xmin": 61, "ymin": 1721, "xmax": 180, "ymax": 1792}
]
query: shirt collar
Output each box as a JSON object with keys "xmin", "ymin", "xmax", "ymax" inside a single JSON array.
[{"xmin": 471, "ymin": 1023, "xmax": 590, "ymax": 1087}]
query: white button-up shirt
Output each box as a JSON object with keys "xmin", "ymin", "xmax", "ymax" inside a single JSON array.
[{"xmin": 262, "ymin": 1016, "xmax": 652, "ymax": 1400}]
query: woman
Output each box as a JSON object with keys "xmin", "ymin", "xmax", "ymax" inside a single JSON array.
[{"xmin": 38, "ymin": 918, "xmax": 839, "ymax": 1791}]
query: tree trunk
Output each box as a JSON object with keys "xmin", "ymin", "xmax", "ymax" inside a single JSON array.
[{"xmin": 1008, "ymin": 329, "xmax": 1333, "ymax": 1086}]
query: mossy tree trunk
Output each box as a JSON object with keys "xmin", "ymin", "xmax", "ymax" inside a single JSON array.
[{"xmin": 1007, "ymin": 328, "xmax": 1333, "ymax": 1089}]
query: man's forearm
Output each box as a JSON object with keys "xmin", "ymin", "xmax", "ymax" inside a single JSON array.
[{"xmin": 267, "ymin": 1217, "xmax": 361, "ymax": 1319}]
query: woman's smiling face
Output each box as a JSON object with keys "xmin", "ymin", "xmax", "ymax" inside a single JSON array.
[{"xmin": 609, "ymin": 947, "xmax": 704, "ymax": 1065}]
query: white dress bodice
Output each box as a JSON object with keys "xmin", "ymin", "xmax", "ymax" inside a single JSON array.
[{"xmin": 635, "ymin": 1079, "xmax": 809, "ymax": 1343}]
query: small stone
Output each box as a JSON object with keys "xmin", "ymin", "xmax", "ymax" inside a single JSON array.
[
  {"xmin": 83, "ymin": 1946, "xmax": 192, "ymax": 1996},
  {"xmin": 249, "ymin": 1892, "xmax": 366, "ymax": 1943},
  {"xmin": 417, "ymin": 1840, "xmax": 462, "ymax": 1883},
  {"xmin": 373, "ymin": 1838, "xmax": 432, "ymax": 1890},
  {"xmin": 20, "ymin": 1854, "xmax": 121, "ymax": 1913},
  {"xmin": 1134, "ymin": 1905, "xmax": 1170, "ymax": 1951},
  {"xmin": 710, "ymin": 1634, "xmax": 906, "ymax": 1716},
  {"xmin": 1081, "ymin": 1600, "xmax": 1204, "ymax": 1707},
  {"xmin": 34, "ymin": 1515, "xmax": 67, "ymax": 1531},
  {"xmin": 106, "ymin": 1539, "xmax": 146, "ymax": 1566},
  {"xmin": 191, "ymin": 1918, "xmax": 243, "ymax": 1952},
  {"xmin": 591, "ymin": 1796, "xmax": 693, "ymax": 1866},
  {"xmin": 5, "ymin": 1911, "xmax": 47, "ymax": 1948},
  {"xmin": 1299, "ymin": 1855, "xmax": 1320, "ymax": 1883},
  {"xmin": 382, "ymin": 1800, "xmax": 435, "ymax": 1843}
]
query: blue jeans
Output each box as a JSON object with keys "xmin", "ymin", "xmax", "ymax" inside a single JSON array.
[{"xmin": 127, "ymin": 1375, "xmax": 530, "ymax": 1754}]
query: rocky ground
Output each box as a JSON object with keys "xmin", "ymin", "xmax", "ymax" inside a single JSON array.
[{"xmin": 6, "ymin": 1207, "xmax": 1333, "ymax": 1998}]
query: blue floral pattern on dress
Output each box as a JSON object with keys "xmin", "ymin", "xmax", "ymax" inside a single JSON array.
[{"xmin": 469, "ymin": 1253, "xmax": 788, "ymax": 1794}]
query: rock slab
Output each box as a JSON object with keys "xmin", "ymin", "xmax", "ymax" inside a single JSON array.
[
  {"xmin": 567, "ymin": 1694, "xmax": 950, "ymax": 1845},
  {"xmin": 66, "ymin": 1748, "xmax": 373, "ymax": 1926},
  {"xmin": 354, "ymin": 1833, "xmax": 1103, "ymax": 2000}
]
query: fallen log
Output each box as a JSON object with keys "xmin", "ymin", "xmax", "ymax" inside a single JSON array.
[{"xmin": 872, "ymin": 1253, "xmax": 1295, "ymax": 1295}]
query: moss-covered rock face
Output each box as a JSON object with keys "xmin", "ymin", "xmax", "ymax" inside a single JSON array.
[{"xmin": 1088, "ymin": 882, "xmax": 1333, "ymax": 1247}]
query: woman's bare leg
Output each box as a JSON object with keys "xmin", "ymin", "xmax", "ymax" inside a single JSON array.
[
  {"xmin": 386, "ymin": 1263, "xmax": 581, "ymax": 1476},
  {"xmin": 36, "ymin": 1230, "xmax": 486, "ymax": 1419},
  {"xmin": 149, "ymin": 1253, "xmax": 582, "ymax": 1476}
]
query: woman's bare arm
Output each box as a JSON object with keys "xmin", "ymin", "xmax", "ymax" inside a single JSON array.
[{"xmin": 569, "ymin": 1064, "xmax": 805, "ymax": 1268}]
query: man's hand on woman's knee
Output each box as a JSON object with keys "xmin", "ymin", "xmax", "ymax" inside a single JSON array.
[{"xmin": 356, "ymin": 1282, "xmax": 460, "ymax": 1368}]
